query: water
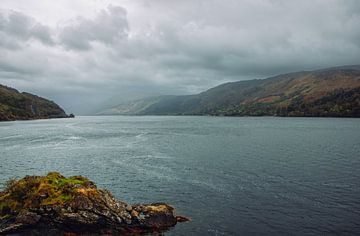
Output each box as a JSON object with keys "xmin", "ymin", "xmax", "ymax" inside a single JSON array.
[{"xmin": 0, "ymin": 116, "xmax": 360, "ymax": 235}]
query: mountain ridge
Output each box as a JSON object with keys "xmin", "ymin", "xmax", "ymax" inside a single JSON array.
[
  {"xmin": 0, "ymin": 84, "xmax": 71, "ymax": 121},
  {"xmin": 98, "ymin": 65, "xmax": 360, "ymax": 117}
]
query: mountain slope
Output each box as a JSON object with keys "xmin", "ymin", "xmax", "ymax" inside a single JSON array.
[
  {"xmin": 0, "ymin": 84, "xmax": 70, "ymax": 121},
  {"xmin": 98, "ymin": 65, "xmax": 360, "ymax": 117}
]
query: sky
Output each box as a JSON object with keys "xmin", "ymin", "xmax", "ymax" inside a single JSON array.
[{"xmin": 0, "ymin": 0, "xmax": 360, "ymax": 114}]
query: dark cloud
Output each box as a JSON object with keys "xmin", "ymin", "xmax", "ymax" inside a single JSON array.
[{"xmin": 0, "ymin": 0, "xmax": 359, "ymax": 114}]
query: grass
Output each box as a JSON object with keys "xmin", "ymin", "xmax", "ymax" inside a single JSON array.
[{"xmin": 0, "ymin": 172, "xmax": 97, "ymax": 218}]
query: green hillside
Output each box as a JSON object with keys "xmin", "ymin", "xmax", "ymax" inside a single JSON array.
[
  {"xmin": 98, "ymin": 66, "xmax": 360, "ymax": 117},
  {"xmin": 0, "ymin": 84, "xmax": 69, "ymax": 121}
]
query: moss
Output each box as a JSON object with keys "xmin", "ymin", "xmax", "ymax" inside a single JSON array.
[
  {"xmin": 0, "ymin": 214, "xmax": 11, "ymax": 220},
  {"xmin": 0, "ymin": 172, "xmax": 97, "ymax": 218},
  {"xmin": 0, "ymin": 201, "xmax": 10, "ymax": 214}
]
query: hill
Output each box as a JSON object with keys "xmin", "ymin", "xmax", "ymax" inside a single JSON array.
[
  {"xmin": 0, "ymin": 84, "xmax": 70, "ymax": 121},
  {"xmin": 98, "ymin": 66, "xmax": 360, "ymax": 117}
]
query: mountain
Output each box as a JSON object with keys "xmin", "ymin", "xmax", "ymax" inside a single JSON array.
[
  {"xmin": 0, "ymin": 84, "xmax": 71, "ymax": 121},
  {"xmin": 98, "ymin": 65, "xmax": 360, "ymax": 117}
]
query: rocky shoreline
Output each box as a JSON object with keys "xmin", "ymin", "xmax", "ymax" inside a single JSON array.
[{"xmin": 0, "ymin": 172, "xmax": 189, "ymax": 235}]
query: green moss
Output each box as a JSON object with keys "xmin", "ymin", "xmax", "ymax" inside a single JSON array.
[
  {"xmin": 0, "ymin": 214, "xmax": 11, "ymax": 220},
  {"xmin": 0, "ymin": 201, "xmax": 9, "ymax": 213},
  {"xmin": 59, "ymin": 194, "xmax": 73, "ymax": 202},
  {"xmin": 0, "ymin": 172, "xmax": 97, "ymax": 218}
]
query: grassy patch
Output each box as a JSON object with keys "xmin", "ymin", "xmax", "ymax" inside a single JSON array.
[{"xmin": 0, "ymin": 172, "xmax": 97, "ymax": 218}]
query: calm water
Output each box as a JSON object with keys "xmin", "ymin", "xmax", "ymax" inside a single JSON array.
[{"xmin": 0, "ymin": 116, "xmax": 360, "ymax": 235}]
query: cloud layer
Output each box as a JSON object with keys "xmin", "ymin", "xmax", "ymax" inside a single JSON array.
[{"xmin": 0, "ymin": 0, "xmax": 360, "ymax": 114}]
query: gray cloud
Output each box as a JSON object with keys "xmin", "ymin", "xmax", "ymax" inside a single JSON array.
[
  {"xmin": 59, "ymin": 5, "xmax": 129, "ymax": 50},
  {"xmin": 0, "ymin": 0, "xmax": 359, "ymax": 114},
  {"xmin": 32, "ymin": 23, "xmax": 54, "ymax": 45},
  {"xmin": 0, "ymin": 10, "xmax": 54, "ymax": 47}
]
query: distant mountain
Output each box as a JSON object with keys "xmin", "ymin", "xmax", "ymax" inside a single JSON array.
[
  {"xmin": 0, "ymin": 84, "xmax": 71, "ymax": 121},
  {"xmin": 98, "ymin": 65, "xmax": 360, "ymax": 117}
]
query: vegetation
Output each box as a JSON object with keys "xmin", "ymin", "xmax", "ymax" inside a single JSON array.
[
  {"xmin": 206, "ymin": 88, "xmax": 360, "ymax": 117},
  {"xmin": 0, "ymin": 84, "xmax": 68, "ymax": 121},
  {"xmin": 0, "ymin": 172, "xmax": 95, "ymax": 218},
  {"xmin": 0, "ymin": 173, "xmax": 186, "ymax": 235},
  {"xmin": 99, "ymin": 66, "xmax": 360, "ymax": 117}
]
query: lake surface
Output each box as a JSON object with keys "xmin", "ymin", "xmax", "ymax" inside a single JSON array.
[{"xmin": 0, "ymin": 116, "xmax": 360, "ymax": 235}]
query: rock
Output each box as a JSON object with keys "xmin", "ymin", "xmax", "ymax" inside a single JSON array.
[
  {"xmin": 0, "ymin": 172, "xmax": 188, "ymax": 235},
  {"xmin": 138, "ymin": 212, "xmax": 146, "ymax": 220},
  {"xmin": 176, "ymin": 215, "xmax": 191, "ymax": 222},
  {"xmin": 125, "ymin": 205, "xmax": 133, "ymax": 212},
  {"xmin": 130, "ymin": 210, "xmax": 139, "ymax": 219},
  {"xmin": 0, "ymin": 224, "xmax": 24, "ymax": 234},
  {"xmin": 15, "ymin": 212, "xmax": 41, "ymax": 225}
]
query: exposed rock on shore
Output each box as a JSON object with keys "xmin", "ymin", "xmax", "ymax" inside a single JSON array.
[{"xmin": 0, "ymin": 172, "xmax": 189, "ymax": 235}]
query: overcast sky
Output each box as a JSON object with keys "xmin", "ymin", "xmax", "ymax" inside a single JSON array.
[{"xmin": 1, "ymin": 0, "xmax": 360, "ymax": 114}]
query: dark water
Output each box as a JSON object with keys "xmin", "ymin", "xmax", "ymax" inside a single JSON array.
[{"xmin": 1, "ymin": 116, "xmax": 360, "ymax": 235}]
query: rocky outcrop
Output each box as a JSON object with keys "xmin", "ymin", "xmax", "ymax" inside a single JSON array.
[{"xmin": 0, "ymin": 172, "xmax": 189, "ymax": 235}]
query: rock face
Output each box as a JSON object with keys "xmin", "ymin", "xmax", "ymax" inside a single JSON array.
[{"xmin": 0, "ymin": 172, "xmax": 188, "ymax": 235}]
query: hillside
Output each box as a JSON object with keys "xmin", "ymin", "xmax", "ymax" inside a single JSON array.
[
  {"xmin": 98, "ymin": 66, "xmax": 360, "ymax": 117},
  {"xmin": 0, "ymin": 84, "xmax": 70, "ymax": 121}
]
